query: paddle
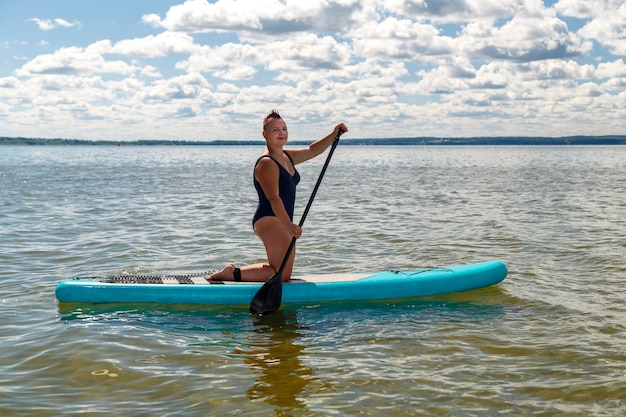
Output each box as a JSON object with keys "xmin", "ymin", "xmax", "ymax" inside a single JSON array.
[{"xmin": 250, "ymin": 130, "xmax": 344, "ymax": 315}]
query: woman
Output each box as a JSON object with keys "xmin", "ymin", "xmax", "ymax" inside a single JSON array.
[{"xmin": 208, "ymin": 110, "xmax": 347, "ymax": 282}]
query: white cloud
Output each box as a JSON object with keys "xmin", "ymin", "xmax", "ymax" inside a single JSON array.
[
  {"xmin": 554, "ymin": 0, "xmax": 611, "ymax": 18},
  {"xmin": 0, "ymin": 76, "xmax": 20, "ymax": 89},
  {"xmin": 143, "ymin": 0, "xmax": 266, "ymax": 32},
  {"xmin": 351, "ymin": 17, "xmax": 453, "ymax": 62},
  {"xmin": 143, "ymin": 0, "xmax": 363, "ymax": 35},
  {"xmin": 577, "ymin": 5, "xmax": 626, "ymax": 55},
  {"xmin": 137, "ymin": 73, "xmax": 210, "ymax": 102},
  {"xmin": 139, "ymin": 65, "xmax": 162, "ymax": 78},
  {"xmin": 2, "ymin": 0, "xmax": 624, "ymax": 140},
  {"xmin": 112, "ymin": 32, "xmax": 197, "ymax": 58},
  {"xmin": 594, "ymin": 59, "xmax": 626, "ymax": 79},
  {"xmin": 15, "ymin": 42, "xmax": 135, "ymax": 77},
  {"xmin": 381, "ymin": 0, "xmax": 523, "ymax": 22},
  {"xmin": 181, "ymin": 43, "xmax": 261, "ymax": 78},
  {"xmin": 29, "ymin": 18, "xmax": 81, "ymax": 31},
  {"xmin": 263, "ymin": 34, "xmax": 351, "ymax": 71},
  {"xmin": 179, "ymin": 33, "xmax": 351, "ymax": 81},
  {"xmin": 461, "ymin": 14, "xmax": 592, "ymax": 62},
  {"xmin": 555, "ymin": 0, "xmax": 626, "ymax": 54}
]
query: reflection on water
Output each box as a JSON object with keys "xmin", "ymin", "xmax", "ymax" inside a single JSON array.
[
  {"xmin": 53, "ymin": 293, "xmax": 512, "ymax": 416},
  {"xmin": 239, "ymin": 312, "xmax": 313, "ymax": 416},
  {"xmin": 3, "ymin": 145, "xmax": 626, "ymax": 416},
  {"xmin": 57, "ymin": 302, "xmax": 316, "ymax": 415}
]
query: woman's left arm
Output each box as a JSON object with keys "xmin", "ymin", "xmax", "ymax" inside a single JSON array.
[{"xmin": 289, "ymin": 123, "xmax": 348, "ymax": 165}]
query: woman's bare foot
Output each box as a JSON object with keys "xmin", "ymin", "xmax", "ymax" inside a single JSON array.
[{"xmin": 207, "ymin": 263, "xmax": 235, "ymax": 281}]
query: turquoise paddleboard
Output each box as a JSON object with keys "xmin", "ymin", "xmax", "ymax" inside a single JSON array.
[{"xmin": 55, "ymin": 260, "xmax": 507, "ymax": 306}]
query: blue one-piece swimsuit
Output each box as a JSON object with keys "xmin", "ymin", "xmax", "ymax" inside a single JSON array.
[{"xmin": 252, "ymin": 152, "xmax": 301, "ymax": 227}]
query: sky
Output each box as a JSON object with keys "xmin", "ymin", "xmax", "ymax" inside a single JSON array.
[{"xmin": 0, "ymin": 0, "xmax": 625, "ymax": 142}]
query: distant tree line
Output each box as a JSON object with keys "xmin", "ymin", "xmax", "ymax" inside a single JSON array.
[{"xmin": 1, "ymin": 135, "xmax": 625, "ymax": 146}]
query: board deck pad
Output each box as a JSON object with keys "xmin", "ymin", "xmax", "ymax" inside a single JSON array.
[
  {"xmin": 98, "ymin": 272, "xmax": 213, "ymax": 285},
  {"xmin": 85, "ymin": 271, "xmax": 376, "ymax": 285}
]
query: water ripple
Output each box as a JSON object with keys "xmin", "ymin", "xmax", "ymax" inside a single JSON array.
[{"xmin": 1, "ymin": 145, "xmax": 625, "ymax": 416}]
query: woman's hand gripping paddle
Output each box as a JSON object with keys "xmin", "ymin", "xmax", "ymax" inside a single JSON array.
[{"xmin": 250, "ymin": 131, "xmax": 343, "ymax": 316}]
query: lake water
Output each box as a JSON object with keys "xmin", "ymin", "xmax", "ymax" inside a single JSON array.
[{"xmin": 1, "ymin": 145, "xmax": 624, "ymax": 416}]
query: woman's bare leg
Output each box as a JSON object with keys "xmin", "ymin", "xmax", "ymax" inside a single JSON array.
[
  {"xmin": 252, "ymin": 216, "xmax": 295, "ymax": 281},
  {"xmin": 208, "ymin": 216, "xmax": 295, "ymax": 282}
]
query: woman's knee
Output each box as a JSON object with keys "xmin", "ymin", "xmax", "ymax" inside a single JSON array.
[{"xmin": 254, "ymin": 216, "xmax": 295, "ymax": 280}]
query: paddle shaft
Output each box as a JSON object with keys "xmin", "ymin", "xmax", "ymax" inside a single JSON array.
[
  {"xmin": 274, "ymin": 131, "xmax": 342, "ymax": 278},
  {"xmin": 249, "ymin": 131, "xmax": 342, "ymax": 315}
]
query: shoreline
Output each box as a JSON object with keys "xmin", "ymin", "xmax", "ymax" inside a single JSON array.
[{"xmin": 2, "ymin": 135, "xmax": 626, "ymax": 146}]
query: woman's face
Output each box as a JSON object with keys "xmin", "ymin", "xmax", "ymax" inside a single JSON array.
[{"xmin": 263, "ymin": 117, "xmax": 288, "ymax": 144}]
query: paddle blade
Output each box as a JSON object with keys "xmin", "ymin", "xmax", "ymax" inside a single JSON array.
[{"xmin": 249, "ymin": 273, "xmax": 283, "ymax": 315}]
